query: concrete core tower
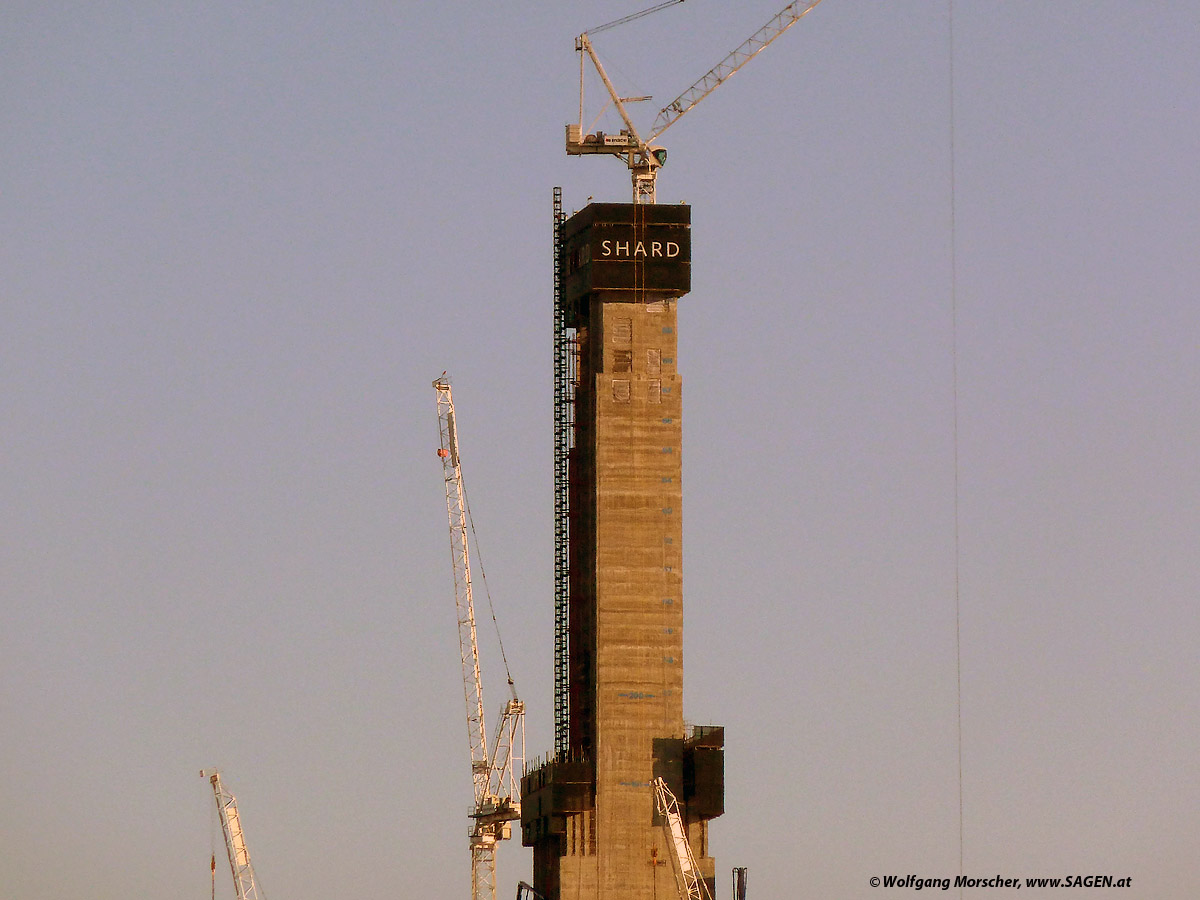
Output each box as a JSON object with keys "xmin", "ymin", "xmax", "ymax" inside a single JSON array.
[{"xmin": 522, "ymin": 202, "xmax": 724, "ymax": 900}]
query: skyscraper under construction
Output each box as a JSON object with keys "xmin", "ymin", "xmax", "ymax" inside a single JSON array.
[{"xmin": 521, "ymin": 196, "xmax": 724, "ymax": 900}]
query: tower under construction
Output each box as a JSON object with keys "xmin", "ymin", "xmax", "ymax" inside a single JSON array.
[{"xmin": 521, "ymin": 194, "xmax": 724, "ymax": 900}]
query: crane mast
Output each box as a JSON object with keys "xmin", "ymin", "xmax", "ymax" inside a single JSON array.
[
  {"xmin": 434, "ymin": 376, "xmax": 525, "ymax": 900},
  {"xmin": 567, "ymin": 0, "xmax": 826, "ymax": 203},
  {"xmin": 203, "ymin": 770, "xmax": 264, "ymax": 900}
]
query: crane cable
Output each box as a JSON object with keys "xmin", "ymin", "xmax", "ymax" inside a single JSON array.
[
  {"xmin": 461, "ymin": 477, "xmax": 518, "ymax": 700},
  {"xmin": 588, "ymin": 0, "xmax": 685, "ymax": 36},
  {"xmin": 948, "ymin": 0, "xmax": 965, "ymax": 894}
]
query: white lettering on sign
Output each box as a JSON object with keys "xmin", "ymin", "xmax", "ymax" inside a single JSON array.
[{"xmin": 600, "ymin": 240, "xmax": 682, "ymax": 258}]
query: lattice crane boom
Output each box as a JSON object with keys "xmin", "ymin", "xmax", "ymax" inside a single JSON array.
[
  {"xmin": 434, "ymin": 376, "xmax": 526, "ymax": 900},
  {"xmin": 648, "ymin": 0, "xmax": 825, "ymax": 143},
  {"xmin": 436, "ymin": 377, "xmax": 491, "ymax": 805},
  {"xmin": 202, "ymin": 770, "xmax": 264, "ymax": 900},
  {"xmin": 653, "ymin": 777, "xmax": 712, "ymax": 900}
]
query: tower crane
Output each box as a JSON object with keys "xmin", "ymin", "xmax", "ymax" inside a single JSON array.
[
  {"xmin": 653, "ymin": 776, "xmax": 713, "ymax": 900},
  {"xmin": 567, "ymin": 0, "xmax": 827, "ymax": 203},
  {"xmin": 202, "ymin": 769, "xmax": 264, "ymax": 900},
  {"xmin": 434, "ymin": 375, "xmax": 526, "ymax": 900}
]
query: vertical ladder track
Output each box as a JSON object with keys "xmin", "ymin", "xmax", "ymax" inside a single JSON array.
[{"xmin": 552, "ymin": 187, "xmax": 574, "ymax": 759}]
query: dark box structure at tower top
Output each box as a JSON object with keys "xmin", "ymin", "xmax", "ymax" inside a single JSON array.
[{"xmin": 560, "ymin": 202, "xmax": 691, "ymax": 324}]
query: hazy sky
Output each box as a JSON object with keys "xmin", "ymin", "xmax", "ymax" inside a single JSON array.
[{"xmin": 3, "ymin": 2, "xmax": 1197, "ymax": 899}]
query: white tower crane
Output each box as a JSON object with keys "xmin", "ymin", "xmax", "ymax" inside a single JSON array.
[
  {"xmin": 434, "ymin": 375, "xmax": 526, "ymax": 900},
  {"xmin": 567, "ymin": 0, "xmax": 827, "ymax": 203},
  {"xmin": 202, "ymin": 769, "xmax": 264, "ymax": 900},
  {"xmin": 653, "ymin": 776, "xmax": 713, "ymax": 900}
]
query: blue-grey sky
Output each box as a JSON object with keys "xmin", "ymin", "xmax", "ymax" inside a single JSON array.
[{"xmin": 3, "ymin": 2, "xmax": 1197, "ymax": 899}]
